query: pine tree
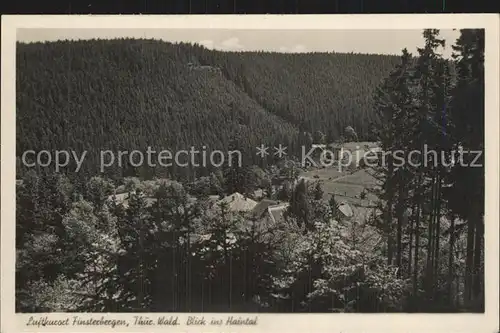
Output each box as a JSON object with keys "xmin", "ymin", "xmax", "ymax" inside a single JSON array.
[
  {"xmin": 313, "ymin": 182, "xmax": 324, "ymax": 201},
  {"xmin": 288, "ymin": 179, "xmax": 310, "ymax": 231},
  {"xmin": 373, "ymin": 48, "xmax": 415, "ymax": 269},
  {"xmin": 328, "ymin": 194, "xmax": 341, "ymax": 221},
  {"xmin": 447, "ymin": 29, "xmax": 485, "ymax": 309}
]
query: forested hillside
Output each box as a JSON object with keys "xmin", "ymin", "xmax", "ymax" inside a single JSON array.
[{"xmin": 16, "ymin": 39, "xmax": 400, "ymax": 180}]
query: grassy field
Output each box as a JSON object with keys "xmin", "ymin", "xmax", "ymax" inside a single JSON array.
[
  {"xmin": 300, "ymin": 167, "xmax": 345, "ymax": 181},
  {"xmin": 334, "ymin": 168, "xmax": 381, "ymax": 187},
  {"xmin": 301, "ymin": 166, "xmax": 381, "ymax": 207},
  {"xmin": 297, "ymin": 141, "xmax": 382, "ymax": 211}
]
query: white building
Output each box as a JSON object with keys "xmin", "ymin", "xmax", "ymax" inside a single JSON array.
[{"xmin": 217, "ymin": 192, "xmax": 258, "ymax": 212}]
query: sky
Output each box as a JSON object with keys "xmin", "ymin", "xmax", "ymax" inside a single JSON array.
[{"xmin": 17, "ymin": 29, "xmax": 460, "ymax": 57}]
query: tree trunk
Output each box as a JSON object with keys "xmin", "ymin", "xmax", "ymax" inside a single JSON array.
[
  {"xmin": 447, "ymin": 214, "xmax": 456, "ymax": 307},
  {"xmin": 433, "ymin": 175, "xmax": 442, "ymax": 290},
  {"xmin": 464, "ymin": 216, "xmax": 476, "ymax": 303},
  {"xmin": 186, "ymin": 221, "xmax": 191, "ymax": 311},
  {"xmin": 407, "ymin": 201, "xmax": 416, "ymax": 278},
  {"xmin": 386, "ymin": 156, "xmax": 394, "ymax": 266},
  {"xmin": 472, "ymin": 215, "xmax": 483, "ymax": 302},
  {"xmin": 425, "ymin": 175, "xmax": 436, "ymax": 295},
  {"xmin": 138, "ymin": 219, "xmax": 144, "ymax": 309},
  {"xmin": 413, "ymin": 198, "xmax": 421, "ymax": 294},
  {"xmin": 396, "ymin": 171, "xmax": 406, "ymax": 275}
]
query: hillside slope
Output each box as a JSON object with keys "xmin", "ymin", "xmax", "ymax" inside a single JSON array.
[
  {"xmin": 16, "ymin": 39, "xmax": 400, "ymax": 179},
  {"xmin": 196, "ymin": 48, "xmax": 400, "ymax": 139}
]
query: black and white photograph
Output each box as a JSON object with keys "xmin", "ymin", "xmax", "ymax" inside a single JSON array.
[{"xmin": 1, "ymin": 14, "xmax": 499, "ymax": 333}]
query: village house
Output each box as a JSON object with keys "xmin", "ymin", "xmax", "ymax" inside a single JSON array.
[
  {"xmin": 337, "ymin": 201, "xmax": 354, "ymax": 218},
  {"xmin": 217, "ymin": 192, "xmax": 258, "ymax": 212},
  {"xmin": 267, "ymin": 203, "xmax": 290, "ymax": 225},
  {"xmin": 249, "ymin": 198, "xmax": 290, "ymax": 227}
]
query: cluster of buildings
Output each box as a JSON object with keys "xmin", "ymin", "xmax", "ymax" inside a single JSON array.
[
  {"xmin": 107, "ymin": 188, "xmax": 379, "ymax": 232},
  {"xmin": 107, "ymin": 190, "xmax": 290, "ymax": 226},
  {"xmin": 103, "ymin": 141, "xmax": 387, "ymax": 242}
]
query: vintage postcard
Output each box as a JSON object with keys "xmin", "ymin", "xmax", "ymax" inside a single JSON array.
[{"xmin": 1, "ymin": 14, "xmax": 499, "ymax": 333}]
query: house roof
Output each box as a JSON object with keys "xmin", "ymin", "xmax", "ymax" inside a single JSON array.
[
  {"xmin": 352, "ymin": 205, "xmax": 380, "ymax": 220},
  {"xmin": 252, "ymin": 199, "xmax": 279, "ymax": 218},
  {"xmin": 253, "ymin": 189, "xmax": 264, "ymax": 198},
  {"xmin": 208, "ymin": 195, "xmax": 221, "ymax": 202},
  {"xmin": 109, "ymin": 192, "xmax": 129, "ymax": 203},
  {"xmin": 218, "ymin": 192, "xmax": 258, "ymax": 212},
  {"xmin": 107, "ymin": 192, "xmax": 158, "ymax": 209},
  {"xmin": 338, "ymin": 202, "xmax": 354, "ymax": 217},
  {"xmin": 268, "ymin": 203, "xmax": 290, "ymax": 224}
]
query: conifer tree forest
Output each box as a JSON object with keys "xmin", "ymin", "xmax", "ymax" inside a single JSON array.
[{"xmin": 15, "ymin": 29, "xmax": 485, "ymax": 313}]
